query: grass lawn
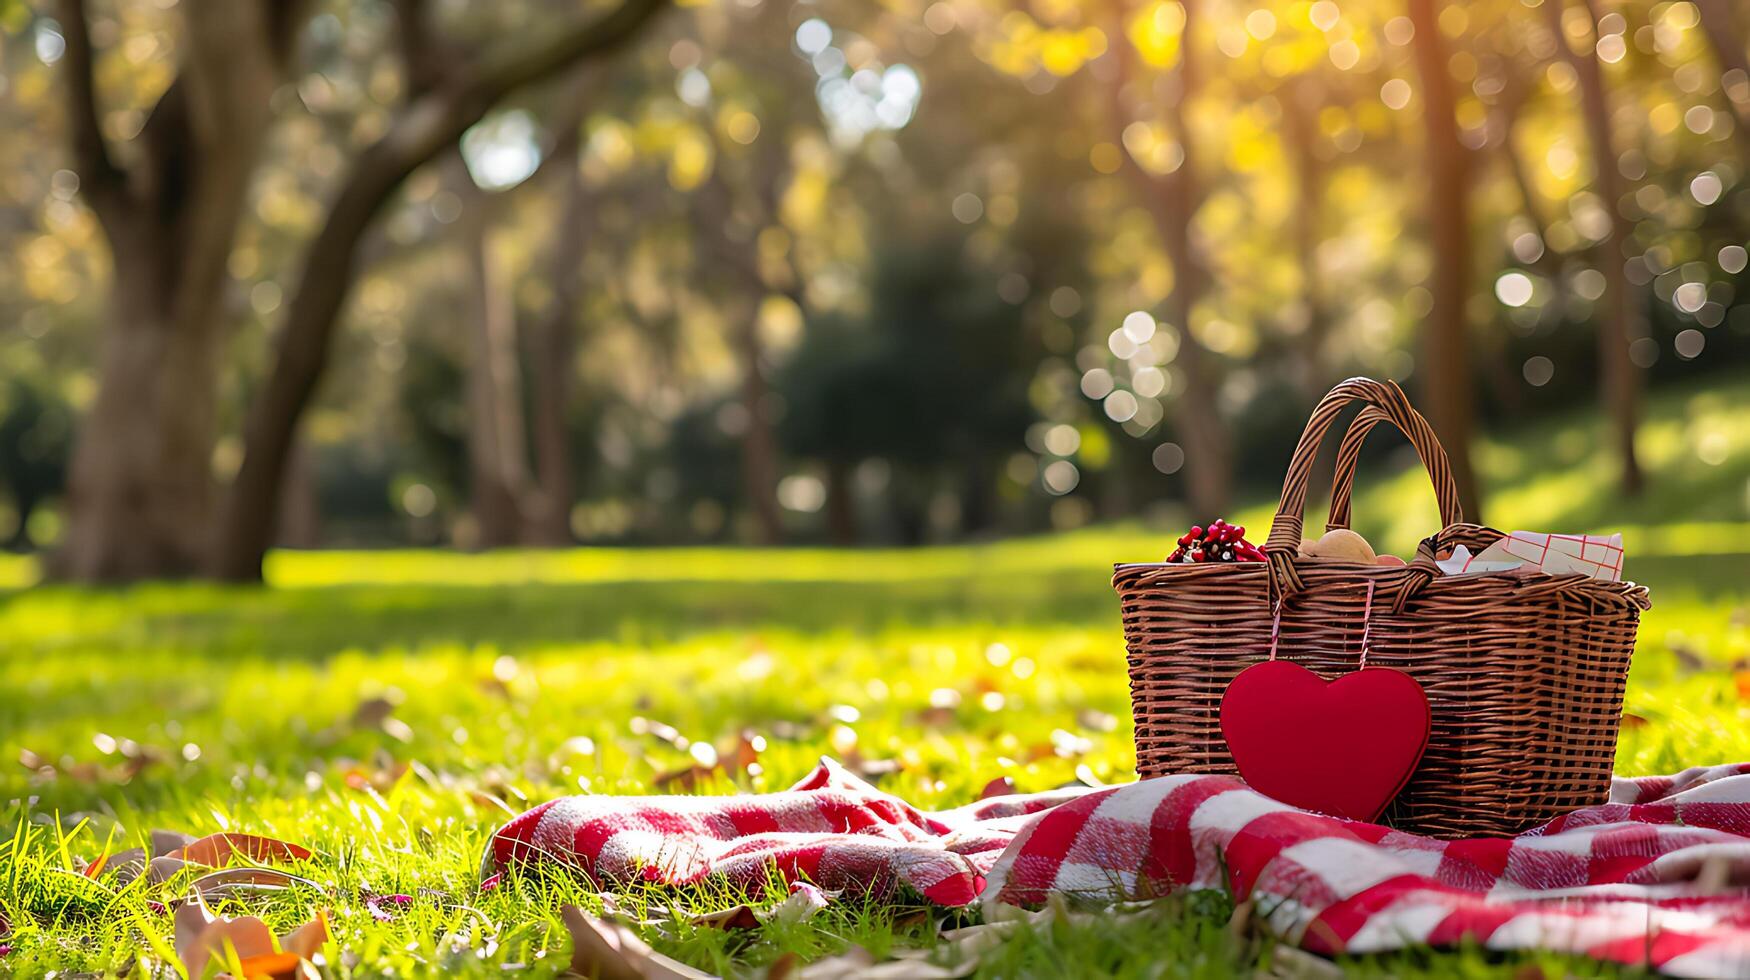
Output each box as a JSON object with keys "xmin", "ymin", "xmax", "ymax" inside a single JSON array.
[{"xmin": 0, "ymin": 378, "xmax": 1746, "ymax": 977}]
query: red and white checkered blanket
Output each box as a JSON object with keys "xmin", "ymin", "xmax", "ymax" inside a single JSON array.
[{"xmin": 488, "ymin": 760, "xmax": 1750, "ymax": 975}]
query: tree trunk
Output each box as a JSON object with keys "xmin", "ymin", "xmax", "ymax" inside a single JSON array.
[
  {"xmin": 52, "ymin": 0, "xmax": 288, "ymax": 582},
  {"xmin": 824, "ymin": 457, "xmax": 857, "ymax": 545},
  {"xmin": 1551, "ymin": 0, "xmax": 1644, "ymax": 494},
  {"xmin": 1162, "ymin": 0, "xmax": 1231, "ymax": 521},
  {"xmin": 5, "ymin": 493, "xmax": 36, "ymax": 552},
  {"xmin": 526, "ymin": 141, "xmax": 591, "ymax": 546},
  {"xmin": 274, "ymin": 440, "xmax": 321, "ymax": 549},
  {"xmin": 456, "ymin": 160, "xmax": 533, "ymax": 549},
  {"xmin": 1111, "ymin": 0, "xmax": 1232, "ymax": 520},
  {"xmin": 1406, "ymin": 0, "xmax": 1483, "ymax": 522},
  {"xmin": 959, "ymin": 454, "xmax": 996, "ymax": 536},
  {"xmin": 55, "ymin": 248, "xmax": 226, "ymax": 581},
  {"xmin": 736, "ymin": 303, "xmax": 784, "ymax": 545},
  {"xmin": 693, "ymin": 136, "xmax": 789, "ymax": 548},
  {"xmin": 1170, "ymin": 333, "xmax": 1232, "ymax": 520},
  {"xmin": 1282, "ymin": 78, "xmax": 1329, "ymax": 394}
]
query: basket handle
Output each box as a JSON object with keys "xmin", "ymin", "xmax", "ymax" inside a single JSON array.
[
  {"xmin": 1325, "ymin": 406, "xmax": 1465, "ymax": 532},
  {"xmin": 1265, "ymin": 378, "xmax": 1462, "ymax": 606}
]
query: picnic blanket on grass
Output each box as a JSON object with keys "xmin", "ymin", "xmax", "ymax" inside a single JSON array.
[{"xmin": 488, "ymin": 760, "xmax": 1750, "ymax": 975}]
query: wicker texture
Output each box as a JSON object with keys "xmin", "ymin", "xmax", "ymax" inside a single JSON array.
[{"xmin": 1114, "ymin": 378, "xmax": 1650, "ymax": 838}]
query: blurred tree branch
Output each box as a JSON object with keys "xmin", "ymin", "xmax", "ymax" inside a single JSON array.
[
  {"xmin": 54, "ymin": 0, "xmax": 123, "ymax": 225},
  {"xmin": 1695, "ymin": 0, "xmax": 1750, "ymax": 158},
  {"xmin": 392, "ymin": 0, "xmax": 451, "ymax": 96}
]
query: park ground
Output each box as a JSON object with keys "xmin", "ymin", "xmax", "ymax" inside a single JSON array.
[{"xmin": 0, "ymin": 378, "xmax": 1747, "ymax": 977}]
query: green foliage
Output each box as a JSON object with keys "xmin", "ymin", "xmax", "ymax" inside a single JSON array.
[
  {"xmin": 0, "ymin": 376, "xmax": 70, "ymax": 550},
  {"xmin": 781, "ymin": 235, "xmax": 1044, "ymax": 466}
]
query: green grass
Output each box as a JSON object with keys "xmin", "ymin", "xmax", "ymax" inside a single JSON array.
[{"xmin": 0, "ymin": 379, "xmax": 1745, "ymax": 977}]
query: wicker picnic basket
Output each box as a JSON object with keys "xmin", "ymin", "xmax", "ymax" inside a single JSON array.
[{"xmin": 1113, "ymin": 377, "xmax": 1651, "ymax": 838}]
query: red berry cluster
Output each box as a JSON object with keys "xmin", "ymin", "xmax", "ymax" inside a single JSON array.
[{"xmin": 1167, "ymin": 518, "xmax": 1266, "ymax": 563}]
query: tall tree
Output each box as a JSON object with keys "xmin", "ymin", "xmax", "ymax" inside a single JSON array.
[
  {"xmin": 52, "ymin": 0, "xmax": 307, "ymax": 580},
  {"xmin": 525, "ymin": 136, "xmax": 594, "ymax": 546},
  {"xmin": 55, "ymin": 0, "xmax": 665, "ymax": 581},
  {"xmin": 1110, "ymin": 0, "xmax": 1233, "ymax": 519},
  {"xmin": 1548, "ymin": 0, "xmax": 1644, "ymax": 494},
  {"xmin": 675, "ymin": 0, "xmax": 823, "ymax": 546},
  {"xmin": 451, "ymin": 151, "xmax": 535, "ymax": 548},
  {"xmin": 1406, "ymin": 0, "xmax": 1483, "ymax": 521},
  {"xmin": 1281, "ymin": 76, "xmax": 1331, "ymax": 393},
  {"xmin": 210, "ymin": 0, "xmax": 668, "ymax": 580},
  {"xmin": 694, "ymin": 156, "xmax": 787, "ymax": 545}
]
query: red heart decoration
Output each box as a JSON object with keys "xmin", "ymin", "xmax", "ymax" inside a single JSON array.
[{"xmin": 1220, "ymin": 660, "xmax": 1430, "ymax": 822}]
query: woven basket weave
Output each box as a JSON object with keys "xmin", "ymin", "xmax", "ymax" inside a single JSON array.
[{"xmin": 1113, "ymin": 378, "xmax": 1650, "ymax": 838}]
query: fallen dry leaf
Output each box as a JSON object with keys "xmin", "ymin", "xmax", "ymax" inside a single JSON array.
[
  {"xmin": 147, "ymin": 855, "xmax": 188, "ymax": 884},
  {"xmin": 1266, "ymin": 943, "xmax": 1344, "ymax": 980},
  {"xmin": 935, "ymin": 896, "xmax": 1166, "ymax": 965},
  {"xmin": 916, "ymin": 706, "xmax": 957, "ymax": 729},
  {"xmin": 692, "ymin": 905, "xmax": 761, "ymax": 931},
  {"xmin": 188, "ymin": 867, "xmax": 323, "ymax": 901},
  {"xmin": 842, "ymin": 752, "xmax": 902, "ymax": 781},
  {"xmin": 691, "ymin": 883, "xmax": 827, "ymax": 933},
  {"xmin": 468, "ymin": 789, "xmax": 518, "ymax": 815},
  {"xmin": 154, "ymin": 829, "xmax": 198, "ymax": 855},
  {"xmin": 173, "ymin": 833, "xmax": 313, "ymax": 867},
  {"xmin": 727, "ymin": 731, "xmax": 765, "ymax": 776},
  {"xmin": 1074, "ymin": 708, "xmax": 1119, "ymax": 733},
  {"xmin": 792, "ymin": 946, "xmax": 967, "ymax": 979},
  {"xmin": 343, "ymin": 760, "xmax": 410, "ymax": 794},
  {"xmin": 978, "ymin": 777, "xmax": 1015, "ymax": 800},
  {"xmin": 560, "ymin": 904, "xmax": 712, "ymax": 979},
  {"xmin": 629, "ymin": 717, "xmax": 691, "ymax": 752},
  {"xmin": 765, "ymin": 883, "xmax": 829, "ymax": 926},
  {"xmin": 652, "ymin": 765, "xmax": 718, "ymax": 793},
  {"xmin": 351, "ymin": 696, "xmax": 396, "ymax": 729},
  {"xmin": 314, "ymin": 695, "xmax": 413, "ymax": 746},
  {"xmin": 1669, "ymin": 642, "xmax": 1706, "ymax": 672},
  {"xmin": 889, "ymin": 909, "xmax": 934, "ymax": 933},
  {"xmin": 363, "ymin": 892, "xmax": 414, "ymax": 922},
  {"xmin": 111, "ymin": 848, "xmax": 188, "ymax": 886},
  {"xmin": 108, "ymin": 829, "xmax": 199, "ymax": 883},
  {"xmin": 175, "ymin": 902, "xmax": 328, "ymax": 979}
]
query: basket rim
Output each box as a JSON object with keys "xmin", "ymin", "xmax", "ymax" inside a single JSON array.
[{"xmin": 1111, "ymin": 558, "xmax": 1650, "ymax": 610}]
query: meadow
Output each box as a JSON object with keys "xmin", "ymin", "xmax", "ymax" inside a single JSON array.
[{"xmin": 0, "ymin": 378, "xmax": 1746, "ymax": 977}]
